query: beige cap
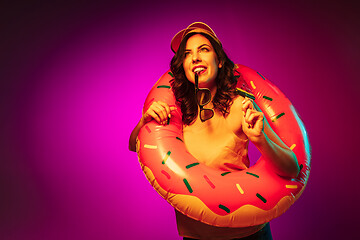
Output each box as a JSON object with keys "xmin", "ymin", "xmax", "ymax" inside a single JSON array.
[{"xmin": 170, "ymin": 22, "xmax": 221, "ymax": 53}]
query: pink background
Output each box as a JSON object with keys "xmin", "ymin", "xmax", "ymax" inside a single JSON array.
[{"xmin": 1, "ymin": 1, "xmax": 359, "ymax": 239}]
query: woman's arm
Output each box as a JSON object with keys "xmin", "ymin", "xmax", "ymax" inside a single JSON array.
[
  {"xmin": 128, "ymin": 101, "xmax": 175, "ymax": 152},
  {"xmin": 241, "ymin": 98, "xmax": 299, "ymax": 178},
  {"xmin": 129, "ymin": 118, "xmax": 145, "ymax": 152}
]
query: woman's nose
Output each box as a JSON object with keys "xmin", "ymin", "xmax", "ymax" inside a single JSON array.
[{"xmin": 192, "ymin": 51, "xmax": 201, "ymax": 63}]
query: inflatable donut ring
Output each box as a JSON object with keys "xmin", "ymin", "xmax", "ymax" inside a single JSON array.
[{"xmin": 137, "ymin": 64, "xmax": 311, "ymax": 227}]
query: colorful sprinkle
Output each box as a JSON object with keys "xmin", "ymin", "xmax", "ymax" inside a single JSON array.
[
  {"xmin": 161, "ymin": 151, "xmax": 171, "ymax": 164},
  {"xmin": 221, "ymin": 172, "xmax": 231, "ymax": 176},
  {"xmin": 250, "ymin": 81, "xmax": 256, "ymax": 89},
  {"xmin": 144, "ymin": 144, "xmax": 157, "ymax": 149},
  {"xmin": 256, "ymin": 193, "xmax": 267, "ymax": 203},
  {"xmin": 203, "ymin": 175, "xmax": 215, "ymax": 189},
  {"xmin": 145, "ymin": 126, "xmax": 151, "ymax": 133},
  {"xmin": 176, "ymin": 137, "xmax": 183, "ymax": 142},
  {"xmin": 157, "ymin": 85, "xmax": 171, "ymax": 89},
  {"xmin": 286, "ymin": 185, "xmax": 298, "ymax": 189},
  {"xmin": 168, "ymin": 72, "xmax": 174, "ymax": 77},
  {"xmin": 236, "ymin": 183, "xmax": 244, "ymax": 194},
  {"xmin": 161, "ymin": 170, "xmax": 171, "ymax": 179},
  {"xmin": 299, "ymin": 164, "xmax": 303, "ymax": 171},
  {"xmin": 290, "ymin": 144, "xmax": 296, "ymax": 150},
  {"xmin": 246, "ymin": 172, "xmax": 259, "ymax": 178},
  {"xmin": 256, "ymin": 72, "xmax": 266, "ymax": 80},
  {"xmin": 271, "ymin": 112, "xmax": 285, "ymax": 122},
  {"xmin": 263, "ymin": 96, "xmax": 273, "ymax": 101},
  {"xmin": 236, "ymin": 88, "xmax": 255, "ymax": 100},
  {"xmin": 219, "ymin": 204, "xmax": 230, "ymax": 213},
  {"xmin": 186, "ymin": 163, "xmax": 200, "ymax": 169},
  {"xmin": 183, "ymin": 178, "xmax": 193, "ymax": 193}
]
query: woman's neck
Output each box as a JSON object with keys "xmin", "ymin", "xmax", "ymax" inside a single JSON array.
[{"xmin": 209, "ymin": 86, "xmax": 217, "ymax": 100}]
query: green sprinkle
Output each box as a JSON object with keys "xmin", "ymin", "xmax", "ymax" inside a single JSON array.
[
  {"xmin": 221, "ymin": 172, "xmax": 231, "ymax": 176},
  {"xmin": 272, "ymin": 112, "xmax": 285, "ymax": 122},
  {"xmin": 183, "ymin": 178, "xmax": 193, "ymax": 193},
  {"xmin": 168, "ymin": 72, "xmax": 174, "ymax": 77},
  {"xmin": 186, "ymin": 163, "xmax": 200, "ymax": 169},
  {"xmin": 257, "ymin": 72, "xmax": 266, "ymax": 80},
  {"xmin": 176, "ymin": 137, "xmax": 183, "ymax": 142},
  {"xmin": 219, "ymin": 204, "xmax": 230, "ymax": 213},
  {"xmin": 246, "ymin": 172, "xmax": 259, "ymax": 178},
  {"xmin": 157, "ymin": 85, "xmax": 171, "ymax": 89},
  {"xmin": 256, "ymin": 193, "xmax": 267, "ymax": 203},
  {"xmin": 263, "ymin": 96, "xmax": 273, "ymax": 101}
]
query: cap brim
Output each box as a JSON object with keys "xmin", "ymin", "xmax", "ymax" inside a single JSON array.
[
  {"xmin": 170, "ymin": 22, "xmax": 220, "ymax": 53},
  {"xmin": 171, "ymin": 29, "xmax": 187, "ymax": 53}
]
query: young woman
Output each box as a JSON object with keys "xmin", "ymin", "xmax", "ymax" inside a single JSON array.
[{"xmin": 129, "ymin": 22, "xmax": 299, "ymax": 240}]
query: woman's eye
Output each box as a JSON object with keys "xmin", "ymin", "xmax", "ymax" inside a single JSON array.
[
  {"xmin": 201, "ymin": 47, "xmax": 209, "ymax": 52},
  {"xmin": 184, "ymin": 52, "xmax": 190, "ymax": 57}
]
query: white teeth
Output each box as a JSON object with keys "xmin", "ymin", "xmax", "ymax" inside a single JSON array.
[{"xmin": 194, "ymin": 67, "xmax": 205, "ymax": 73}]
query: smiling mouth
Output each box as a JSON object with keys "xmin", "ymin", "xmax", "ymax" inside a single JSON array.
[{"xmin": 193, "ymin": 67, "xmax": 207, "ymax": 75}]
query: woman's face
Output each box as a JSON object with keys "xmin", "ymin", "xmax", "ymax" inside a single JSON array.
[{"xmin": 183, "ymin": 34, "xmax": 222, "ymax": 89}]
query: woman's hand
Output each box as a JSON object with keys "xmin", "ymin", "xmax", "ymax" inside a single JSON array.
[
  {"xmin": 241, "ymin": 97, "xmax": 299, "ymax": 178},
  {"xmin": 129, "ymin": 101, "xmax": 176, "ymax": 152},
  {"xmin": 142, "ymin": 101, "xmax": 176, "ymax": 125},
  {"xmin": 241, "ymin": 98, "xmax": 264, "ymax": 142}
]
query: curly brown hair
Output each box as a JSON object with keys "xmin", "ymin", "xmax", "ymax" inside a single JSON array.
[{"xmin": 170, "ymin": 32, "xmax": 239, "ymax": 125}]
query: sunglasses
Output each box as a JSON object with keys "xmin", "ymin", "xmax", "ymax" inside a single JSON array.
[{"xmin": 195, "ymin": 73, "xmax": 214, "ymax": 122}]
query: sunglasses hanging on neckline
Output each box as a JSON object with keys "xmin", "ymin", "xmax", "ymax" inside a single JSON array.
[{"xmin": 195, "ymin": 73, "xmax": 214, "ymax": 122}]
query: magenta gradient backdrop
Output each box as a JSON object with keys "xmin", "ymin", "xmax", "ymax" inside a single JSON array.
[{"xmin": 1, "ymin": 1, "xmax": 359, "ymax": 239}]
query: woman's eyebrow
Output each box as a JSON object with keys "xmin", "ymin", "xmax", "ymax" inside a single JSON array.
[
  {"xmin": 185, "ymin": 44, "xmax": 211, "ymax": 52},
  {"xmin": 198, "ymin": 44, "xmax": 211, "ymax": 49}
]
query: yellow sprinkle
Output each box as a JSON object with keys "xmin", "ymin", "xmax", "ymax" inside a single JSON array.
[
  {"xmin": 286, "ymin": 185, "xmax": 298, "ymax": 189},
  {"xmin": 250, "ymin": 81, "xmax": 256, "ymax": 89},
  {"xmin": 236, "ymin": 183, "xmax": 244, "ymax": 194},
  {"xmin": 290, "ymin": 144, "xmax": 296, "ymax": 150},
  {"xmin": 162, "ymin": 151, "xmax": 171, "ymax": 164},
  {"xmin": 144, "ymin": 144, "xmax": 157, "ymax": 149}
]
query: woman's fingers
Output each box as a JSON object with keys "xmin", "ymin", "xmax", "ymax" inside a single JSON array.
[
  {"xmin": 146, "ymin": 110, "xmax": 162, "ymax": 124},
  {"xmin": 241, "ymin": 98, "xmax": 264, "ymax": 141},
  {"xmin": 244, "ymin": 109, "xmax": 263, "ymax": 129},
  {"xmin": 244, "ymin": 108, "xmax": 256, "ymax": 124},
  {"xmin": 242, "ymin": 98, "xmax": 254, "ymax": 114},
  {"xmin": 248, "ymin": 111, "xmax": 263, "ymax": 126},
  {"xmin": 157, "ymin": 101, "xmax": 177, "ymax": 119},
  {"xmin": 244, "ymin": 108, "xmax": 251, "ymax": 120},
  {"xmin": 152, "ymin": 104, "xmax": 167, "ymax": 123},
  {"xmin": 243, "ymin": 98, "xmax": 262, "ymax": 128},
  {"xmin": 157, "ymin": 101, "xmax": 172, "ymax": 118},
  {"xmin": 144, "ymin": 101, "xmax": 177, "ymax": 125}
]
